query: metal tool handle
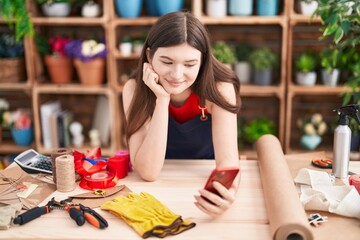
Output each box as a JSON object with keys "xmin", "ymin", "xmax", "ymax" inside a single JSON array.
[{"xmin": 13, "ymin": 206, "xmax": 49, "ymax": 225}]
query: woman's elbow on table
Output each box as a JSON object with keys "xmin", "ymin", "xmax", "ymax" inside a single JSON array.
[{"xmin": 135, "ymin": 167, "xmax": 161, "ymax": 182}]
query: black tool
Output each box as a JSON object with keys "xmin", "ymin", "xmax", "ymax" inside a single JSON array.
[{"xmin": 13, "ymin": 197, "xmax": 108, "ymax": 229}]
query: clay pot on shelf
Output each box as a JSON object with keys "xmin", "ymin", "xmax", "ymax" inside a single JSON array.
[
  {"xmin": 44, "ymin": 55, "xmax": 73, "ymax": 84},
  {"xmin": 74, "ymin": 58, "xmax": 105, "ymax": 85}
]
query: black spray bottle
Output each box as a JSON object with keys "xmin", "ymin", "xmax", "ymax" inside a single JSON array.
[{"xmin": 332, "ymin": 104, "xmax": 360, "ymax": 178}]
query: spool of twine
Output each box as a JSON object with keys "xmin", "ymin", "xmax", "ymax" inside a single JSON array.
[
  {"xmin": 51, "ymin": 148, "xmax": 72, "ymax": 183},
  {"xmin": 56, "ymin": 154, "xmax": 75, "ymax": 192}
]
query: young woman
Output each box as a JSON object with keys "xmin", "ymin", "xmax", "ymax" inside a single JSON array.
[{"xmin": 122, "ymin": 11, "xmax": 241, "ymax": 216}]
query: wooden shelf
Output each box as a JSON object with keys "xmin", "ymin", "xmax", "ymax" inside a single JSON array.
[
  {"xmin": 31, "ymin": 17, "xmax": 107, "ymax": 26},
  {"xmin": 0, "ymin": 141, "xmax": 35, "ymax": 155},
  {"xmin": 240, "ymin": 85, "xmax": 284, "ymax": 97},
  {"xmin": 1, "ymin": 0, "xmax": 353, "ymax": 158},
  {"xmin": 200, "ymin": 15, "xmax": 287, "ymax": 26},
  {"xmin": 288, "ymin": 84, "xmax": 349, "ymax": 95},
  {"xmin": 289, "ymin": 14, "xmax": 321, "ymax": 25}
]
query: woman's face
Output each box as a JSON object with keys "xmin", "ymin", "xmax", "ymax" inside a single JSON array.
[{"xmin": 149, "ymin": 43, "xmax": 202, "ymax": 97}]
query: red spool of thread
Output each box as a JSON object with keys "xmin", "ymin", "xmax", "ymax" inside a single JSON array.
[
  {"xmin": 108, "ymin": 154, "xmax": 128, "ymax": 181},
  {"xmin": 115, "ymin": 150, "xmax": 132, "ymax": 172},
  {"xmin": 83, "ymin": 171, "xmax": 115, "ymax": 189}
]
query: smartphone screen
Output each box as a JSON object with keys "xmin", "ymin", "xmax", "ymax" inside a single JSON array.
[{"xmin": 204, "ymin": 167, "xmax": 239, "ymax": 196}]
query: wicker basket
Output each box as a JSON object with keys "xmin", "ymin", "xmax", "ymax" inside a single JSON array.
[{"xmin": 0, "ymin": 57, "xmax": 26, "ymax": 83}]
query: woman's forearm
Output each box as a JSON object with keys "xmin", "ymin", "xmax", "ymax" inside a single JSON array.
[{"xmin": 132, "ymin": 98, "xmax": 170, "ymax": 181}]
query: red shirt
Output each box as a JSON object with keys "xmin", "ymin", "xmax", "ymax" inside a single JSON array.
[{"xmin": 168, "ymin": 92, "xmax": 208, "ymax": 124}]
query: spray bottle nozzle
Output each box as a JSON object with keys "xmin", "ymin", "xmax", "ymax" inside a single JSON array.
[{"xmin": 333, "ymin": 104, "xmax": 360, "ymax": 126}]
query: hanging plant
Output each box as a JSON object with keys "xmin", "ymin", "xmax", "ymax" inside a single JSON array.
[{"xmin": 0, "ymin": 0, "xmax": 34, "ymax": 42}]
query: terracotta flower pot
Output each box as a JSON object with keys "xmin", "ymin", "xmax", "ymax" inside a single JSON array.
[
  {"xmin": 45, "ymin": 55, "xmax": 73, "ymax": 84},
  {"xmin": 74, "ymin": 58, "xmax": 105, "ymax": 85}
]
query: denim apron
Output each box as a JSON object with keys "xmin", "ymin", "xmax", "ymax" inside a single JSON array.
[{"xmin": 165, "ymin": 114, "xmax": 214, "ymax": 159}]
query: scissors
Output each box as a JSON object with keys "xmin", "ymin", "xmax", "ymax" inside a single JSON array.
[{"xmin": 311, "ymin": 158, "xmax": 333, "ymax": 169}]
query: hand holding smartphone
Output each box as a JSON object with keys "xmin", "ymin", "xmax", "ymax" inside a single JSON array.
[{"xmin": 204, "ymin": 167, "xmax": 239, "ymax": 196}]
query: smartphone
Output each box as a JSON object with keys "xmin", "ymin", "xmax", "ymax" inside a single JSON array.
[{"xmin": 204, "ymin": 167, "xmax": 239, "ymax": 196}]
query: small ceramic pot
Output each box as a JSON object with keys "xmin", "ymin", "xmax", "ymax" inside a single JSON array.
[
  {"xmin": 41, "ymin": 3, "xmax": 71, "ymax": 17},
  {"xmin": 81, "ymin": 1, "xmax": 101, "ymax": 18},
  {"xmin": 300, "ymin": 134, "xmax": 322, "ymax": 150},
  {"xmin": 11, "ymin": 128, "xmax": 33, "ymax": 146}
]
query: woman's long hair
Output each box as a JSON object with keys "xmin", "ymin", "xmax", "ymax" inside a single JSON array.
[{"xmin": 125, "ymin": 11, "xmax": 241, "ymax": 140}]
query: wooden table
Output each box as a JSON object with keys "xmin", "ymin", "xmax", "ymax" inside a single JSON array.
[{"xmin": 1, "ymin": 156, "xmax": 359, "ymax": 239}]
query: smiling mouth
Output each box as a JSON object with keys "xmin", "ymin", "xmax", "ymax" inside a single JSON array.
[{"xmin": 166, "ymin": 80, "xmax": 184, "ymax": 87}]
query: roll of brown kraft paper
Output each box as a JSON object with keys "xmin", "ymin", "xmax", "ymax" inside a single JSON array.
[{"xmin": 256, "ymin": 134, "xmax": 313, "ymax": 240}]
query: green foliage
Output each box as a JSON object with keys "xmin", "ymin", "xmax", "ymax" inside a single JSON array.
[
  {"xmin": 34, "ymin": 34, "xmax": 51, "ymax": 56},
  {"xmin": 338, "ymin": 47, "xmax": 359, "ymax": 72},
  {"xmin": 212, "ymin": 41, "xmax": 236, "ymax": 65},
  {"xmin": 249, "ymin": 47, "xmax": 278, "ymax": 71},
  {"xmin": 315, "ymin": 0, "xmax": 360, "ymax": 48},
  {"xmin": 243, "ymin": 117, "xmax": 276, "ymax": 144},
  {"xmin": 235, "ymin": 43, "xmax": 253, "ymax": 62},
  {"xmin": 0, "ymin": 0, "xmax": 34, "ymax": 42},
  {"xmin": 320, "ymin": 47, "xmax": 341, "ymax": 72},
  {"xmin": 295, "ymin": 52, "xmax": 317, "ymax": 73},
  {"xmin": 316, "ymin": 1, "xmax": 360, "ymax": 116}
]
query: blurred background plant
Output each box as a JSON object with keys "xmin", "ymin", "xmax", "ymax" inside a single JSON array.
[
  {"xmin": 297, "ymin": 113, "xmax": 328, "ymax": 136},
  {"xmin": 0, "ymin": 0, "xmax": 34, "ymax": 42},
  {"xmin": 243, "ymin": 117, "xmax": 276, "ymax": 144},
  {"xmin": 0, "ymin": 98, "xmax": 9, "ymax": 127},
  {"xmin": 0, "ymin": 34, "xmax": 24, "ymax": 58}
]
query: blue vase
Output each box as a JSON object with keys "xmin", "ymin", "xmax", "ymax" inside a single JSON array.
[
  {"xmin": 256, "ymin": 0, "xmax": 279, "ymax": 16},
  {"xmin": 156, "ymin": 0, "xmax": 184, "ymax": 15},
  {"xmin": 300, "ymin": 134, "xmax": 322, "ymax": 150},
  {"xmin": 229, "ymin": 0, "xmax": 253, "ymax": 16},
  {"xmin": 11, "ymin": 128, "xmax": 33, "ymax": 146},
  {"xmin": 115, "ymin": 0, "xmax": 143, "ymax": 18},
  {"xmin": 146, "ymin": 0, "xmax": 159, "ymax": 16}
]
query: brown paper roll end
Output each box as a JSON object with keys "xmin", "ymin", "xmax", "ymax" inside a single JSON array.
[{"xmin": 275, "ymin": 223, "xmax": 313, "ymax": 240}]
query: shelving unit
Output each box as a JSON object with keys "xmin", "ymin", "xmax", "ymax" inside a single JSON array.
[
  {"xmin": 1, "ymin": 0, "xmax": 353, "ymax": 160},
  {"xmin": 285, "ymin": 0, "xmax": 352, "ymax": 155}
]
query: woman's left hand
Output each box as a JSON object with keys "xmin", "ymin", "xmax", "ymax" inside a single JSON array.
[{"xmin": 194, "ymin": 181, "xmax": 236, "ymax": 217}]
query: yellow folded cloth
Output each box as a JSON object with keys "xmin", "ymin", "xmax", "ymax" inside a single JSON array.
[{"xmin": 101, "ymin": 192, "xmax": 195, "ymax": 238}]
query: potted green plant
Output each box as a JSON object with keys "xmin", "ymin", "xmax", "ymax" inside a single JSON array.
[
  {"xmin": 249, "ymin": 47, "xmax": 278, "ymax": 86},
  {"xmin": 294, "ymin": 51, "xmax": 318, "ymax": 86},
  {"xmin": 316, "ymin": 0, "xmax": 360, "ymax": 151},
  {"xmin": 81, "ymin": 0, "xmax": 101, "ymax": 18},
  {"xmin": 297, "ymin": 113, "xmax": 328, "ymax": 150},
  {"xmin": 119, "ymin": 36, "xmax": 133, "ymax": 57},
  {"xmin": 298, "ymin": 0, "xmax": 318, "ymax": 16},
  {"xmin": 234, "ymin": 43, "xmax": 252, "ymax": 84},
  {"xmin": 243, "ymin": 117, "xmax": 276, "ymax": 144},
  {"xmin": 0, "ymin": 0, "xmax": 34, "ymax": 42},
  {"xmin": 320, "ymin": 47, "xmax": 341, "ymax": 86},
  {"xmin": 0, "ymin": 34, "xmax": 26, "ymax": 83},
  {"xmin": 212, "ymin": 41, "xmax": 236, "ymax": 68},
  {"xmin": 35, "ymin": 0, "xmax": 75, "ymax": 17}
]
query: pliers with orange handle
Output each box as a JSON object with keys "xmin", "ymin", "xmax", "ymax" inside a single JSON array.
[{"xmin": 13, "ymin": 197, "xmax": 108, "ymax": 229}]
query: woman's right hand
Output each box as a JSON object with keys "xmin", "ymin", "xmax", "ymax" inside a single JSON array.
[{"xmin": 143, "ymin": 63, "xmax": 170, "ymax": 99}]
